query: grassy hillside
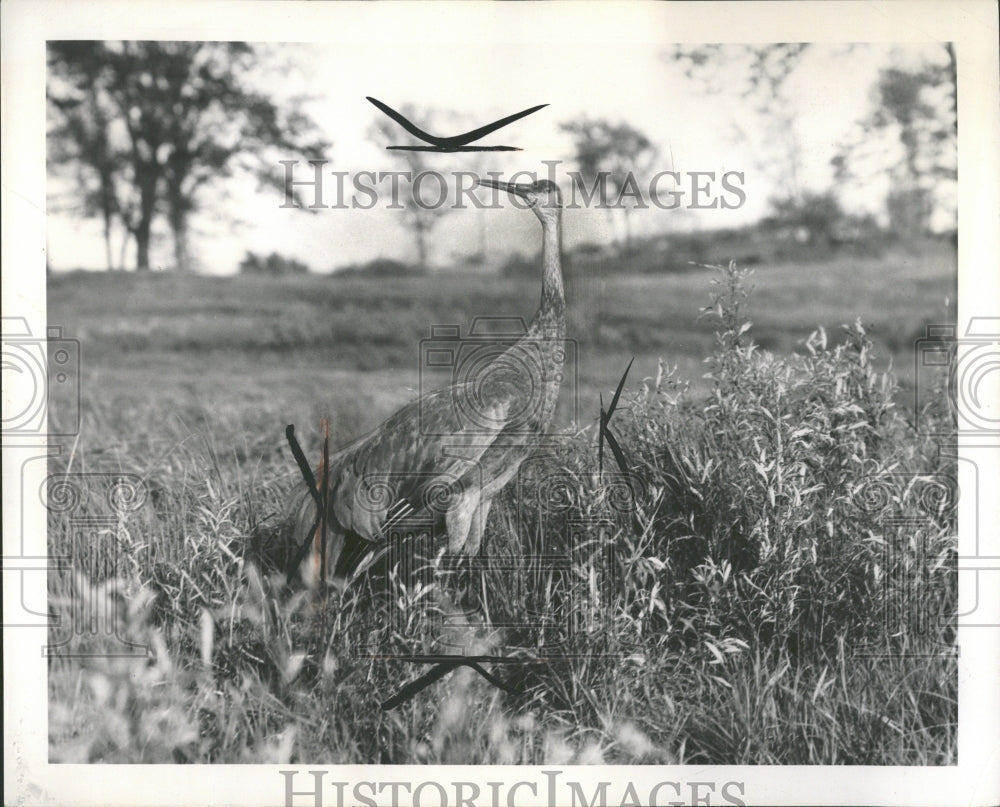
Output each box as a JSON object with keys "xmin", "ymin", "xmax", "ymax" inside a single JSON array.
[
  {"xmin": 45, "ymin": 251, "xmax": 957, "ymax": 764},
  {"xmin": 48, "ymin": 244, "xmax": 954, "ymax": 440}
]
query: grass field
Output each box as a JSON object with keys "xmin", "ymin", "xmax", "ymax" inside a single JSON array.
[{"xmin": 46, "ymin": 246, "xmax": 957, "ymax": 764}]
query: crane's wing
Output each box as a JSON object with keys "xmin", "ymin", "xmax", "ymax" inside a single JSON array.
[{"xmin": 328, "ymin": 381, "xmax": 526, "ymax": 541}]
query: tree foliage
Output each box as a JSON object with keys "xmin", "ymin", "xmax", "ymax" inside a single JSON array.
[
  {"xmin": 671, "ymin": 43, "xmax": 810, "ymax": 104},
  {"xmin": 762, "ymin": 191, "xmax": 844, "ymax": 245},
  {"xmin": 238, "ymin": 251, "xmax": 310, "ymax": 276},
  {"xmin": 47, "ymin": 41, "xmax": 329, "ymax": 271},
  {"xmin": 559, "ymin": 118, "xmax": 658, "ymax": 256},
  {"xmin": 670, "ymin": 44, "xmax": 812, "ymax": 202},
  {"xmin": 833, "ymin": 46, "xmax": 957, "ymax": 236},
  {"xmin": 367, "ymin": 104, "xmax": 457, "ymax": 271}
]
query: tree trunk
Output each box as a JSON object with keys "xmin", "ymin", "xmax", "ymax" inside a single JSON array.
[
  {"xmin": 169, "ymin": 209, "xmax": 191, "ymax": 272},
  {"xmin": 165, "ymin": 160, "xmax": 194, "ymax": 271},
  {"xmin": 102, "ymin": 217, "xmax": 114, "ymax": 271},
  {"xmin": 134, "ymin": 222, "xmax": 152, "ymax": 272},
  {"xmin": 415, "ymin": 220, "xmax": 429, "ymax": 271},
  {"xmin": 604, "ymin": 209, "xmax": 619, "ymax": 254},
  {"xmin": 944, "ymin": 43, "xmax": 957, "ymax": 134},
  {"xmin": 117, "ymin": 228, "xmax": 130, "ymax": 272},
  {"xmin": 134, "ymin": 172, "xmax": 157, "ymax": 272},
  {"xmin": 622, "ymin": 208, "xmax": 632, "ymax": 257}
]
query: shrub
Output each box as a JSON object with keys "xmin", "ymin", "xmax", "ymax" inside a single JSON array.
[
  {"xmin": 499, "ymin": 252, "xmax": 537, "ymax": 277},
  {"xmin": 336, "ymin": 257, "xmax": 425, "ymax": 278},
  {"xmin": 476, "ymin": 261, "xmax": 955, "ymax": 761},
  {"xmin": 238, "ymin": 251, "xmax": 311, "ymax": 275},
  {"xmin": 615, "ymin": 263, "xmax": 952, "ymax": 657}
]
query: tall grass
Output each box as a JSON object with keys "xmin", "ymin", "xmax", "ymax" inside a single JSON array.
[{"xmin": 47, "ymin": 263, "xmax": 956, "ymax": 764}]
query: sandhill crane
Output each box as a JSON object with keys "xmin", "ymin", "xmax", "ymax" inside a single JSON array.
[{"xmin": 284, "ymin": 177, "xmax": 564, "ymax": 589}]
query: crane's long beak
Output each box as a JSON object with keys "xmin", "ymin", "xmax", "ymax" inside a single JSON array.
[{"xmin": 477, "ymin": 177, "xmax": 530, "ymax": 199}]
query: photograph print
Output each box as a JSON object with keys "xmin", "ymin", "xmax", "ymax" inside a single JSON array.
[{"xmin": 4, "ymin": 2, "xmax": 999, "ymax": 806}]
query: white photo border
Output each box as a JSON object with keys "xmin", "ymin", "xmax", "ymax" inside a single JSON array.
[{"xmin": 3, "ymin": 2, "xmax": 998, "ymax": 805}]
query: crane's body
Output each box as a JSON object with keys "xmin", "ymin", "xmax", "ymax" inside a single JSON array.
[{"xmin": 284, "ymin": 178, "xmax": 564, "ymax": 586}]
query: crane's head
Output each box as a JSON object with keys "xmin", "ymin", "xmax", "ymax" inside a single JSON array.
[{"xmin": 477, "ymin": 177, "xmax": 562, "ymax": 224}]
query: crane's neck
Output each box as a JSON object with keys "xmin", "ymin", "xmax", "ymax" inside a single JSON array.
[{"xmin": 529, "ymin": 215, "xmax": 564, "ymax": 337}]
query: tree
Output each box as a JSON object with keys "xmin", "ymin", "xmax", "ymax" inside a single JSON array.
[
  {"xmin": 560, "ymin": 118, "xmax": 657, "ymax": 256},
  {"xmin": 368, "ymin": 104, "xmax": 454, "ymax": 270},
  {"xmin": 238, "ymin": 250, "xmax": 310, "ymax": 276},
  {"xmin": 48, "ymin": 45, "xmax": 129, "ymax": 270},
  {"xmin": 670, "ymin": 44, "xmax": 812, "ymax": 203},
  {"xmin": 761, "ymin": 190, "xmax": 846, "ymax": 247},
  {"xmin": 832, "ymin": 46, "xmax": 957, "ymax": 236},
  {"xmin": 47, "ymin": 42, "xmax": 329, "ymax": 271}
]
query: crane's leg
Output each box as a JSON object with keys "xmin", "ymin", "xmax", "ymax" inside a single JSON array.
[
  {"xmin": 288, "ymin": 479, "xmax": 375, "ymax": 592},
  {"xmin": 444, "ymin": 492, "xmax": 495, "ymax": 555},
  {"xmin": 440, "ymin": 496, "xmax": 500, "ymax": 650},
  {"xmin": 332, "ymin": 530, "xmax": 374, "ymax": 581},
  {"xmin": 445, "ymin": 488, "xmax": 482, "ymax": 554},
  {"xmin": 301, "ymin": 523, "xmax": 346, "ymax": 591},
  {"xmin": 463, "ymin": 496, "xmax": 495, "ymax": 556},
  {"xmin": 305, "ymin": 527, "xmax": 377, "ymax": 592}
]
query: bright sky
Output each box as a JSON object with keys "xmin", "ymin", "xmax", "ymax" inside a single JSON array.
[{"xmin": 47, "ymin": 42, "xmax": 949, "ymax": 273}]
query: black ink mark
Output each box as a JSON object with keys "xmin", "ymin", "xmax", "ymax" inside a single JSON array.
[
  {"xmin": 367, "ymin": 96, "xmax": 548, "ymax": 152},
  {"xmin": 599, "ymin": 357, "xmax": 634, "ymax": 482},
  {"xmin": 381, "ymin": 655, "xmax": 530, "ymax": 710},
  {"xmin": 285, "ymin": 423, "xmax": 323, "ymax": 585}
]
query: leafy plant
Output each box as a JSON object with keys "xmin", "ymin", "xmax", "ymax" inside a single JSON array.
[{"xmin": 48, "ymin": 263, "xmax": 956, "ymax": 764}]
